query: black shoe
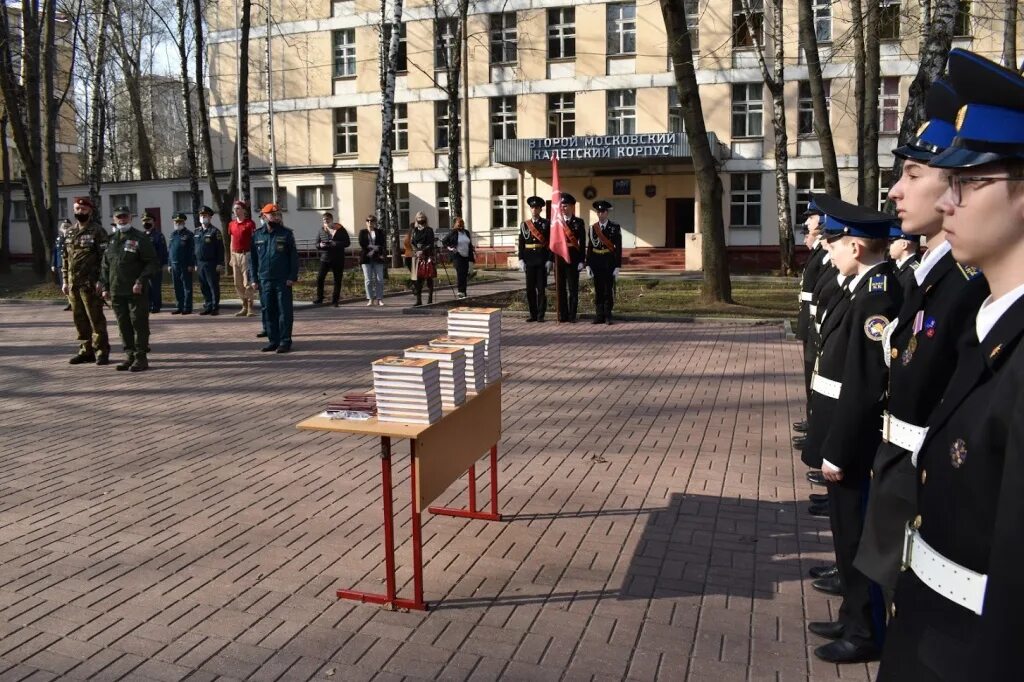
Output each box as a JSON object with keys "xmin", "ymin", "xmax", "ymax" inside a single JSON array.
[
  {"xmin": 537, "ymin": 317, "xmax": 545, "ymax": 323},
  {"xmin": 312, "ymin": 299, "xmax": 323, "ymax": 305},
  {"xmin": 115, "ymin": 360, "xmax": 133, "ymax": 371},
  {"xmin": 592, "ymin": 317, "xmax": 603, "ymax": 324},
  {"xmin": 809, "ymin": 493, "xmax": 829, "ymax": 504},
  {"xmin": 811, "ymin": 576, "xmax": 842, "ymax": 596},
  {"xmin": 210, "ymin": 309, "xmax": 219, "ymax": 316},
  {"xmin": 809, "ymin": 564, "xmax": 838, "ymax": 579},
  {"xmin": 171, "ymin": 310, "xmax": 182, "ymax": 315},
  {"xmin": 95, "ymin": 354, "xmax": 109, "ymax": 366},
  {"xmin": 807, "ymin": 470, "xmax": 827, "ymax": 486},
  {"xmin": 275, "ymin": 345, "xmax": 291, "ymax": 354},
  {"xmin": 199, "ymin": 309, "xmax": 211, "ymax": 315},
  {"xmin": 129, "ymin": 358, "xmax": 149, "ymax": 372},
  {"xmin": 813, "ymin": 639, "xmax": 879, "ymax": 664},
  {"xmin": 526, "ymin": 317, "xmax": 536, "ymax": 322},
  {"xmin": 808, "ymin": 502, "xmax": 829, "ymax": 517},
  {"xmin": 793, "ymin": 420, "xmax": 809, "ymax": 432},
  {"xmin": 808, "ymin": 621, "xmax": 846, "ymax": 640},
  {"xmin": 257, "ymin": 332, "xmax": 268, "ymax": 338},
  {"xmin": 69, "ymin": 353, "xmax": 96, "ymax": 365},
  {"xmin": 793, "ymin": 435, "xmax": 808, "ymax": 447},
  {"xmin": 261, "ymin": 343, "xmax": 279, "ymax": 352},
  {"xmin": 181, "ymin": 311, "xmax": 192, "ymax": 315}
]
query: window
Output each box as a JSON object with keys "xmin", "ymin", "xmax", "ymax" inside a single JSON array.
[
  {"xmin": 435, "ymin": 18, "xmax": 457, "ymax": 70},
  {"xmin": 435, "ymin": 101, "xmax": 450, "ymax": 149},
  {"xmin": 607, "ymin": 3, "xmax": 636, "ymax": 56},
  {"xmin": 731, "ymin": 83, "xmax": 763, "ymax": 138},
  {"xmin": 879, "ymin": 169, "xmax": 895, "ymax": 211},
  {"xmin": 255, "ymin": 186, "xmax": 287, "ymax": 211},
  {"xmin": 879, "ymin": 0, "xmax": 900, "ymax": 40},
  {"xmin": 548, "ymin": 93, "xmax": 575, "ymax": 137},
  {"xmin": 685, "ymin": 0, "xmax": 700, "ymax": 51},
  {"xmin": 548, "ymin": 8, "xmax": 575, "ymax": 60},
  {"xmin": 437, "ymin": 182, "xmax": 453, "ymax": 231},
  {"xmin": 489, "ymin": 13, "xmax": 517, "ymax": 64},
  {"xmin": 954, "ymin": 1, "xmax": 971, "ymax": 37},
  {"xmin": 395, "ymin": 183, "xmax": 410, "ymax": 229},
  {"xmin": 11, "ymin": 200, "xmax": 27, "ymax": 221},
  {"xmin": 110, "ymin": 194, "xmax": 138, "ymax": 216},
  {"xmin": 173, "ymin": 191, "xmax": 205, "ymax": 215},
  {"xmin": 881, "ymin": 77, "xmax": 900, "ymax": 133},
  {"xmin": 733, "ymin": 0, "xmax": 763, "ymax": 48},
  {"xmin": 730, "ymin": 174, "xmax": 762, "ymax": 229},
  {"xmin": 333, "ymin": 29, "xmax": 356, "ymax": 77},
  {"xmin": 383, "ymin": 23, "xmax": 407, "ymax": 72},
  {"xmin": 812, "ymin": 0, "xmax": 831, "ymax": 42},
  {"xmin": 57, "ymin": 197, "xmax": 67, "ymax": 220},
  {"xmin": 668, "ymin": 87, "xmax": 684, "ymax": 133},
  {"xmin": 298, "ymin": 185, "xmax": 332, "ymax": 210},
  {"xmin": 491, "ymin": 180, "xmax": 518, "ymax": 229},
  {"xmin": 334, "ymin": 107, "xmax": 358, "ymax": 155},
  {"xmin": 607, "ymin": 89, "xmax": 636, "ymax": 135},
  {"xmin": 393, "ymin": 102, "xmax": 408, "ymax": 152},
  {"xmin": 490, "ymin": 96, "xmax": 517, "ymax": 142},
  {"xmin": 795, "ymin": 172, "xmax": 825, "ymax": 218},
  {"xmin": 797, "ymin": 80, "xmax": 830, "ymax": 137}
]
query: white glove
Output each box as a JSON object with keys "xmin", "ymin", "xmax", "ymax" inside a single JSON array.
[
  {"xmin": 518, "ymin": 261, "xmax": 525, "ymax": 273},
  {"xmin": 577, "ymin": 262, "xmax": 585, "ymax": 273},
  {"xmin": 586, "ymin": 267, "xmax": 593, "ymax": 279},
  {"xmin": 613, "ymin": 268, "xmax": 620, "ymax": 278},
  {"xmin": 545, "ymin": 261, "xmax": 551, "ymax": 273}
]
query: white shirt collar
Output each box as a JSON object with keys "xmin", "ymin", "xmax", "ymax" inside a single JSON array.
[
  {"xmin": 822, "ymin": 250, "xmax": 832, "ymax": 265},
  {"xmin": 976, "ymin": 280, "xmax": 1024, "ymax": 343},
  {"xmin": 895, "ymin": 254, "xmax": 914, "ymax": 269},
  {"xmin": 914, "ymin": 241, "xmax": 952, "ymax": 286}
]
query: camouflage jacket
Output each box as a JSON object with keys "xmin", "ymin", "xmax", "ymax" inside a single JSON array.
[
  {"xmin": 61, "ymin": 222, "xmax": 109, "ymax": 287},
  {"xmin": 100, "ymin": 227, "xmax": 160, "ymax": 297}
]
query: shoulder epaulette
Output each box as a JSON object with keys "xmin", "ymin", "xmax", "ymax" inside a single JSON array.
[
  {"xmin": 867, "ymin": 274, "xmax": 888, "ymax": 293},
  {"xmin": 956, "ymin": 262, "xmax": 983, "ymax": 281},
  {"xmin": 910, "ymin": 260, "xmax": 921, "ymax": 270}
]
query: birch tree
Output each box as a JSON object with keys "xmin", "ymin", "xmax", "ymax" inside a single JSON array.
[
  {"xmin": 860, "ymin": 0, "xmax": 881, "ymax": 208},
  {"xmin": 433, "ymin": 0, "xmax": 469, "ymax": 220},
  {"xmin": 87, "ymin": 0, "xmax": 112, "ymax": 208},
  {"xmin": 173, "ymin": 0, "xmax": 201, "ymax": 224},
  {"xmin": 237, "ymin": 0, "xmax": 252, "ymax": 209},
  {"xmin": 659, "ymin": 0, "xmax": 732, "ymax": 303},
  {"xmin": 377, "ymin": 0, "xmax": 403, "ymax": 267}
]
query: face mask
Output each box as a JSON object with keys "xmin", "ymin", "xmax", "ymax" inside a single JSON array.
[
  {"xmin": 74, "ymin": 212, "xmax": 89, "ymax": 222},
  {"xmin": 175, "ymin": 223, "xmax": 185, "ymax": 230},
  {"xmin": 201, "ymin": 217, "xmax": 211, "ymax": 225},
  {"xmin": 116, "ymin": 223, "xmax": 131, "ymax": 232}
]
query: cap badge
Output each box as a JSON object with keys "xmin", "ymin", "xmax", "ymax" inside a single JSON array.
[{"xmin": 955, "ymin": 105, "xmax": 968, "ymax": 132}]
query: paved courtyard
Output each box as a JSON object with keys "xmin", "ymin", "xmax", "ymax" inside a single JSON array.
[{"xmin": 0, "ymin": 297, "xmax": 876, "ymax": 681}]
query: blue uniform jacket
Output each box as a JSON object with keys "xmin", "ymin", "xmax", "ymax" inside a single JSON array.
[
  {"xmin": 52, "ymin": 231, "xmax": 65, "ymax": 271},
  {"xmin": 168, "ymin": 228, "xmax": 196, "ymax": 267},
  {"xmin": 147, "ymin": 229, "xmax": 169, "ymax": 266},
  {"xmin": 195, "ymin": 225, "xmax": 225, "ymax": 263},
  {"xmin": 250, "ymin": 224, "xmax": 299, "ymax": 282}
]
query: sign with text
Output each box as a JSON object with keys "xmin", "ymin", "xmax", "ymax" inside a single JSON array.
[{"xmin": 513, "ymin": 133, "xmax": 687, "ymax": 162}]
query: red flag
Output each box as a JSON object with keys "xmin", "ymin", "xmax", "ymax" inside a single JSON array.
[{"xmin": 548, "ymin": 154, "xmax": 570, "ymax": 263}]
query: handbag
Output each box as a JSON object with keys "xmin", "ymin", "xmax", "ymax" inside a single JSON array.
[{"xmin": 417, "ymin": 258, "xmax": 436, "ymax": 279}]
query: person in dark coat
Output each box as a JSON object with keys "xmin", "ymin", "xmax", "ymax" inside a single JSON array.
[
  {"xmin": 250, "ymin": 203, "xmax": 300, "ymax": 353},
  {"xmin": 878, "ymin": 48, "xmax": 1024, "ymax": 682},
  {"xmin": 888, "ymin": 225, "xmax": 921, "ymax": 295},
  {"xmin": 142, "ymin": 213, "xmax": 168, "ymax": 313},
  {"xmin": 585, "ymin": 200, "xmax": 623, "ymax": 325},
  {"xmin": 408, "ymin": 212, "xmax": 436, "ymax": 306},
  {"xmin": 554, "ymin": 194, "xmax": 586, "ymax": 322},
  {"xmin": 194, "ymin": 206, "xmax": 225, "ymax": 315},
  {"xmin": 359, "ymin": 214, "xmax": 388, "ymax": 306},
  {"xmin": 441, "ymin": 216, "xmax": 475, "ymax": 299},
  {"xmin": 518, "ymin": 196, "xmax": 550, "ymax": 321},
  {"xmin": 313, "ymin": 212, "xmax": 351, "ymax": 306}
]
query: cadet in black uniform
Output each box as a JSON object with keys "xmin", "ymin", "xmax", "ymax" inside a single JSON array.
[
  {"xmin": 888, "ymin": 225, "xmax": 921, "ymax": 295},
  {"xmin": 854, "ymin": 78, "xmax": 989, "ymax": 612},
  {"xmin": 801, "ymin": 194, "xmax": 903, "ymax": 664},
  {"xmin": 518, "ymin": 196, "xmax": 551, "ymax": 322},
  {"xmin": 794, "ymin": 202, "xmax": 827, "ymax": 439},
  {"xmin": 586, "ymin": 200, "xmax": 622, "ymax": 325},
  {"xmin": 555, "ymin": 193, "xmax": 586, "ymax": 323},
  {"xmin": 878, "ymin": 49, "xmax": 1024, "ymax": 682}
]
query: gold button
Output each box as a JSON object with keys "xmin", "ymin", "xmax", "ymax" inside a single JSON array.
[
  {"xmin": 913, "ymin": 515, "xmax": 922, "ymax": 529},
  {"xmin": 921, "ymin": 469, "xmax": 927, "ymax": 485},
  {"xmin": 891, "ymin": 348, "xmax": 899, "ymax": 359},
  {"xmin": 870, "ymin": 469, "xmax": 874, "ymax": 479},
  {"xmin": 891, "ymin": 602, "xmax": 897, "ymax": 618}
]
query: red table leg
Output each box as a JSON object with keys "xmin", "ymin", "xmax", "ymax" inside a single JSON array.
[{"xmin": 428, "ymin": 444, "xmax": 503, "ymax": 521}]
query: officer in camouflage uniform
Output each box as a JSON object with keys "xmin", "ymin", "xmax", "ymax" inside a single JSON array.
[
  {"xmin": 62, "ymin": 196, "xmax": 110, "ymax": 365},
  {"xmin": 99, "ymin": 206, "xmax": 159, "ymax": 372}
]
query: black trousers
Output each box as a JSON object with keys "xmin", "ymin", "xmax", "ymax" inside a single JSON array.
[
  {"xmin": 803, "ymin": 359, "xmax": 815, "ymax": 402},
  {"xmin": 316, "ymin": 262, "xmax": 344, "ymax": 303},
  {"xmin": 591, "ymin": 261, "xmax": 615, "ymax": 318},
  {"xmin": 827, "ymin": 476, "xmax": 877, "ymax": 647},
  {"xmin": 452, "ymin": 253, "xmax": 470, "ymax": 294},
  {"xmin": 524, "ymin": 264, "xmax": 548, "ymax": 320},
  {"xmin": 556, "ymin": 260, "xmax": 580, "ymax": 321}
]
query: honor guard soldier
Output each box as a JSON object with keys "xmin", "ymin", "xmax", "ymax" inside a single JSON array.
[
  {"xmin": 855, "ymin": 78, "xmax": 989, "ymax": 612},
  {"xmin": 878, "ymin": 49, "xmax": 1024, "ymax": 681},
  {"xmin": 250, "ymin": 203, "xmax": 299, "ymax": 353},
  {"xmin": 518, "ymin": 196, "xmax": 551, "ymax": 322},
  {"xmin": 586, "ymin": 200, "xmax": 622, "ymax": 325},
  {"xmin": 142, "ymin": 213, "xmax": 168, "ymax": 313},
  {"xmin": 795, "ymin": 201, "xmax": 827, "ymax": 419},
  {"xmin": 195, "ymin": 205, "xmax": 225, "ymax": 315},
  {"xmin": 62, "ymin": 196, "xmax": 111, "ymax": 365},
  {"xmin": 168, "ymin": 212, "xmax": 196, "ymax": 314},
  {"xmin": 555, "ymin": 193, "xmax": 586, "ymax": 322},
  {"xmin": 99, "ymin": 206, "xmax": 159, "ymax": 372},
  {"xmin": 888, "ymin": 224, "xmax": 921, "ymax": 295},
  {"xmin": 801, "ymin": 193, "xmax": 903, "ymax": 664}
]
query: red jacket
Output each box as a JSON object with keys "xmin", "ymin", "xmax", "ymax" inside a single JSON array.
[{"xmin": 228, "ymin": 218, "xmax": 256, "ymax": 252}]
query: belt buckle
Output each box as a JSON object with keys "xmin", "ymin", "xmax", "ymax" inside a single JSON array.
[{"xmin": 901, "ymin": 523, "xmax": 915, "ymax": 572}]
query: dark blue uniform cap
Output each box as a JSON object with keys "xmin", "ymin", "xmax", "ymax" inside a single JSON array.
[
  {"xmin": 593, "ymin": 200, "xmax": 612, "ymax": 211},
  {"xmin": 526, "ymin": 196, "xmax": 545, "ymax": 208},
  {"xmin": 559, "ymin": 192, "xmax": 576, "ymax": 205},
  {"xmin": 812, "ymin": 193, "xmax": 897, "ymax": 240},
  {"xmin": 800, "ymin": 198, "xmax": 823, "ymax": 219},
  {"xmin": 173, "ymin": 212, "xmax": 187, "ymax": 222},
  {"xmin": 894, "ymin": 79, "xmax": 959, "ymax": 161},
  {"xmin": 889, "ymin": 225, "xmax": 916, "ymax": 241},
  {"xmin": 931, "ymin": 49, "xmax": 1024, "ymax": 168}
]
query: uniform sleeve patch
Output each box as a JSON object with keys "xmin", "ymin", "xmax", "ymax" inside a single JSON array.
[
  {"xmin": 864, "ymin": 315, "xmax": 890, "ymax": 341},
  {"xmin": 868, "ymin": 274, "xmax": 888, "ymax": 293},
  {"xmin": 956, "ymin": 263, "xmax": 982, "ymax": 280}
]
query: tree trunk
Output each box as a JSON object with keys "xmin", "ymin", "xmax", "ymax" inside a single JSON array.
[
  {"xmin": 89, "ymin": 0, "xmax": 112, "ymax": 208},
  {"xmin": 378, "ymin": 0, "xmax": 404, "ymax": 268},
  {"xmin": 174, "ymin": 0, "xmax": 201, "ymax": 227},
  {"xmin": 797, "ymin": 0, "xmax": 840, "ymax": 196},
  {"xmin": 659, "ymin": 0, "xmax": 731, "ymax": 303},
  {"xmin": 441, "ymin": 0, "xmax": 469, "ymax": 221},
  {"xmin": 42, "ymin": 0, "xmax": 60, "ymax": 256},
  {"xmin": 851, "ymin": 0, "xmax": 867, "ymax": 202},
  {"xmin": 193, "ymin": 0, "xmax": 232, "ymax": 230},
  {"xmin": 0, "ymin": 112, "xmax": 11, "ymax": 274},
  {"xmin": 860, "ymin": 0, "xmax": 881, "ymax": 208},
  {"xmin": 238, "ymin": 0, "xmax": 252, "ymax": 208},
  {"xmin": 1004, "ymin": 0, "xmax": 1018, "ymax": 68},
  {"xmin": 124, "ymin": 71, "xmax": 158, "ymax": 180}
]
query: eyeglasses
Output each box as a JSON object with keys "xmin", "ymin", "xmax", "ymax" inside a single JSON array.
[{"xmin": 947, "ymin": 174, "xmax": 1024, "ymax": 206}]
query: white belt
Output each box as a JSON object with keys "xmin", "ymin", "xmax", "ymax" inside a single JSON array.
[
  {"xmin": 882, "ymin": 412, "xmax": 929, "ymax": 465},
  {"xmin": 800, "ymin": 291, "xmax": 814, "ymax": 302},
  {"xmin": 811, "ymin": 373, "xmax": 842, "ymax": 399},
  {"xmin": 809, "ymin": 304, "xmax": 818, "ymax": 316},
  {"xmin": 902, "ymin": 525, "xmax": 987, "ymax": 615}
]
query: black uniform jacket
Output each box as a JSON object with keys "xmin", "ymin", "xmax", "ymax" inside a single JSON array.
[
  {"xmin": 585, "ymin": 221, "xmax": 623, "ymax": 269},
  {"xmin": 895, "ymin": 253, "xmax": 921, "ymax": 295},
  {"xmin": 856, "ymin": 252, "xmax": 989, "ymax": 589},
  {"xmin": 796, "ymin": 245, "xmax": 828, "ymax": 343},
  {"xmin": 880, "ymin": 295, "xmax": 1024, "ymax": 681},
  {"xmin": 317, "ymin": 227, "xmax": 351, "ymax": 266},
  {"xmin": 560, "ymin": 216, "xmax": 587, "ymax": 266},
  {"xmin": 805, "ymin": 262, "xmax": 843, "ymax": 366},
  {"xmin": 802, "ymin": 262, "xmax": 902, "ymax": 475},
  {"xmin": 518, "ymin": 217, "xmax": 550, "ymax": 267}
]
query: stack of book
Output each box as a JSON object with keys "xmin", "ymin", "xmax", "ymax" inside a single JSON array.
[
  {"xmin": 325, "ymin": 392, "xmax": 377, "ymax": 415},
  {"xmin": 429, "ymin": 336, "xmax": 486, "ymax": 394},
  {"xmin": 446, "ymin": 307, "xmax": 502, "ymax": 383},
  {"xmin": 404, "ymin": 345, "xmax": 467, "ymax": 410},
  {"xmin": 371, "ymin": 356, "xmax": 443, "ymax": 424}
]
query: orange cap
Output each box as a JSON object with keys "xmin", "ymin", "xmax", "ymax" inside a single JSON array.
[{"xmin": 261, "ymin": 203, "xmax": 280, "ymax": 214}]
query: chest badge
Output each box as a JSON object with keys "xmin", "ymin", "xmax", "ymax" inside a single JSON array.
[
  {"xmin": 991, "ymin": 344, "xmax": 1003, "ymax": 361},
  {"xmin": 950, "ymin": 438, "xmax": 967, "ymax": 469},
  {"xmin": 864, "ymin": 315, "xmax": 889, "ymax": 341}
]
